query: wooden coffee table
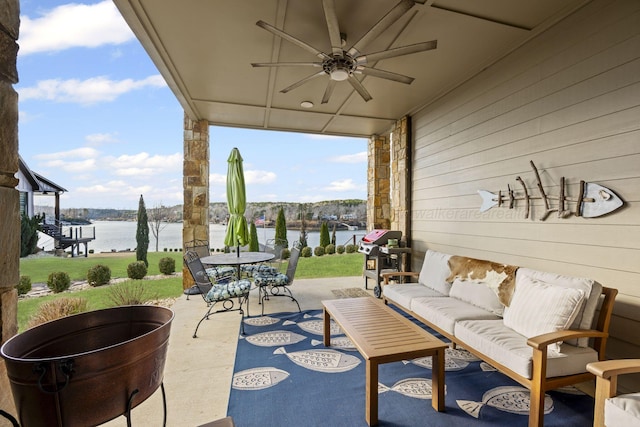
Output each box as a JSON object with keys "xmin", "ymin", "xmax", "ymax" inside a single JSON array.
[{"xmin": 323, "ymin": 297, "xmax": 447, "ymax": 426}]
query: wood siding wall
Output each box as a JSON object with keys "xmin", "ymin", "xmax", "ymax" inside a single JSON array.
[{"xmin": 410, "ymin": 0, "xmax": 640, "ymax": 391}]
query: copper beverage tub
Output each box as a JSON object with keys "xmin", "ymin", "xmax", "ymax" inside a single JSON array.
[{"xmin": 1, "ymin": 305, "xmax": 174, "ymax": 426}]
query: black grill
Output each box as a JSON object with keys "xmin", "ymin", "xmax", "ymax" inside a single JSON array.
[{"xmin": 358, "ymin": 230, "xmax": 411, "ymax": 297}]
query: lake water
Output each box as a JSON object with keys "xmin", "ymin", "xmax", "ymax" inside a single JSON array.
[{"xmin": 38, "ymin": 221, "xmax": 365, "ymax": 253}]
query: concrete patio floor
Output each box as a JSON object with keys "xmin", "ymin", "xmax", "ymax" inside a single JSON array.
[{"xmin": 103, "ymin": 275, "xmax": 368, "ymax": 427}]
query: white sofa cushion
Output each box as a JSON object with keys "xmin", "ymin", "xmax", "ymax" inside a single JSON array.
[
  {"xmin": 454, "ymin": 319, "xmax": 599, "ymax": 379},
  {"xmin": 503, "ymin": 275, "xmax": 585, "ymax": 353},
  {"xmin": 606, "ymin": 393, "xmax": 640, "ymax": 427},
  {"xmin": 418, "ymin": 250, "xmax": 453, "ymax": 296},
  {"xmin": 449, "ymin": 277, "xmax": 504, "ymax": 316},
  {"xmin": 515, "ymin": 268, "xmax": 601, "ymax": 347},
  {"xmin": 411, "ymin": 297, "xmax": 501, "ymax": 335},
  {"xmin": 383, "ymin": 283, "xmax": 444, "ymax": 308}
]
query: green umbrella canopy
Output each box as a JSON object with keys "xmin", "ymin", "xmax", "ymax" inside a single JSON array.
[{"xmin": 224, "ymin": 148, "xmax": 249, "ymax": 249}]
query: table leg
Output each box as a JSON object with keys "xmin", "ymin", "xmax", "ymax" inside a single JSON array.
[
  {"xmin": 323, "ymin": 309, "xmax": 331, "ymax": 347},
  {"xmin": 366, "ymin": 359, "xmax": 378, "ymax": 426},
  {"xmin": 431, "ymin": 348, "xmax": 445, "ymax": 412}
]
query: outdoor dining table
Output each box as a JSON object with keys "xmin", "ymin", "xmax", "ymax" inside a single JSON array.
[{"xmin": 200, "ymin": 252, "xmax": 275, "ymax": 281}]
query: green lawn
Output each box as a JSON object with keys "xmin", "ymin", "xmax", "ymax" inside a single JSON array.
[{"xmin": 17, "ymin": 251, "xmax": 363, "ymax": 331}]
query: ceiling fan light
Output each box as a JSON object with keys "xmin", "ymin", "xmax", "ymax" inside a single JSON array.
[{"xmin": 330, "ymin": 68, "xmax": 349, "ymax": 81}]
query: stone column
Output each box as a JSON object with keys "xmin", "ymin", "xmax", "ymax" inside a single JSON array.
[
  {"xmin": 390, "ymin": 116, "xmax": 412, "ymax": 272},
  {"xmin": 366, "ymin": 134, "xmax": 390, "ymax": 230},
  {"xmin": 0, "ymin": 0, "xmax": 21, "ymax": 417},
  {"xmin": 390, "ymin": 116, "xmax": 411, "ymax": 243},
  {"xmin": 182, "ymin": 113, "xmax": 210, "ymax": 289}
]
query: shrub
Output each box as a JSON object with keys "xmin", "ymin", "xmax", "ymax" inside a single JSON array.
[
  {"xmin": 164, "ymin": 248, "xmax": 168, "ymax": 252},
  {"xmin": 300, "ymin": 246, "xmax": 312, "ymax": 258},
  {"xmin": 325, "ymin": 244, "xmax": 336, "ymax": 255},
  {"xmin": 281, "ymin": 248, "xmax": 291, "ymax": 260},
  {"xmin": 27, "ymin": 297, "xmax": 88, "ymax": 329},
  {"xmin": 127, "ymin": 261, "xmax": 148, "ymax": 280},
  {"xmin": 314, "ymin": 246, "xmax": 325, "ymax": 257},
  {"xmin": 87, "ymin": 264, "xmax": 111, "ymax": 287},
  {"xmin": 108, "ymin": 281, "xmax": 158, "ymax": 306},
  {"xmin": 88, "ymin": 249, "xmax": 94, "ymax": 254},
  {"xmin": 159, "ymin": 257, "xmax": 176, "ymax": 275},
  {"xmin": 20, "ymin": 213, "xmax": 43, "ymax": 258},
  {"xmin": 17, "ymin": 275, "xmax": 32, "ymax": 295},
  {"xmin": 47, "ymin": 271, "xmax": 71, "ymax": 293},
  {"xmin": 336, "ymin": 245, "xmax": 345, "ymax": 254},
  {"xmin": 345, "ymin": 244, "xmax": 358, "ymax": 253}
]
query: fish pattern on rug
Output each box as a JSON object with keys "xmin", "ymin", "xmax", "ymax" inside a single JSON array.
[
  {"xmin": 245, "ymin": 330, "xmax": 307, "ymax": 347},
  {"xmin": 273, "ymin": 347, "xmax": 361, "ymax": 373},
  {"xmin": 228, "ymin": 309, "xmax": 595, "ymax": 427},
  {"xmin": 232, "ymin": 367, "xmax": 289, "ymax": 391}
]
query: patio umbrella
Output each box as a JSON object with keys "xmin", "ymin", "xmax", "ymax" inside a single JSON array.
[{"xmin": 224, "ymin": 147, "xmax": 249, "ymax": 256}]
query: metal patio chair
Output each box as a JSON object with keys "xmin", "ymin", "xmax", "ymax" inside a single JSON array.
[
  {"xmin": 184, "ymin": 250, "xmax": 252, "ymax": 337},
  {"xmin": 253, "ymin": 246, "xmax": 302, "ymax": 315}
]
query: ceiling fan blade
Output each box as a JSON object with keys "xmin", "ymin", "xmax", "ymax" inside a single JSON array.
[
  {"xmin": 347, "ymin": 75, "xmax": 372, "ymax": 102},
  {"xmin": 321, "ymin": 79, "xmax": 337, "ymax": 104},
  {"xmin": 347, "ymin": 0, "xmax": 415, "ymax": 58},
  {"xmin": 355, "ymin": 41, "xmax": 437, "ymax": 65},
  {"xmin": 280, "ymin": 71, "xmax": 326, "ymax": 94},
  {"xmin": 252, "ymin": 62, "xmax": 323, "ymax": 68},
  {"xmin": 322, "ymin": 0, "xmax": 344, "ymax": 57},
  {"xmin": 256, "ymin": 20, "xmax": 330, "ymax": 60},
  {"xmin": 357, "ymin": 66, "xmax": 414, "ymax": 84}
]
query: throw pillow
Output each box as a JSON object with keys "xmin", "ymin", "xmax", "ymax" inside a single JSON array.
[
  {"xmin": 418, "ymin": 250, "xmax": 453, "ymax": 295},
  {"xmin": 503, "ymin": 275, "xmax": 585, "ymax": 353},
  {"xmin": 449, "ymin": 277, "xmax": 504, "ymax": 316}
]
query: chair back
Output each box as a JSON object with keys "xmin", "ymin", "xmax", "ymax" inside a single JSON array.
[
  {"xmin": 285, "ymin": 247, "xmax": 301, "ymax": 284},
  {"xmin": 184, "ymin": 250, "xmax": 213, "ymax": 294},
  {"xmin": 185, "ymin": 239, "xmax": 210, "ymax": 259},
  {"xmin": 266, "ymin": 238, "xmax": 287, "ymax": 260}
]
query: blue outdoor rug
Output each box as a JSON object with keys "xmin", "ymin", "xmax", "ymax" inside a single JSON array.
[{"xmin": 227, "ymin": 308, "xmax": 594, "ymax": 427}]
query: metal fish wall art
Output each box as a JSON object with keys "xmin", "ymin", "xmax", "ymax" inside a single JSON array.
[{"xmin": 478, "ymin": 161, "xmax": 624, "ymax": 221}]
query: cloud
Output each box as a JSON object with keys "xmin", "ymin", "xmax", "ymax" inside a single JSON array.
[
  {"xmin": 19, "ymin": 1, "xmax": 135, "ymax": 55},
  {"xmin": 210, "ymin": 173, "xmax": 226, "ymax": 185},
  {"xmin": 85, "ymin": 133, "xmax": 119, "ymax": 146},
  {"xmin": 110, "ymin": 152, "xmax": 181, "ymax": 176},
  {"xmin": 40, "ymin": 158, "xmax": 97, "ymax": 173},
  {"xmin": 35, "ymin": 147, "xmax": 100, "ymax": 160},
  {"xmin": 18, "ymin": 75, "xmax": 167, "ymax": 105},
  {"xmin": 329, "ymin": 151, "xmax": 367, "ymax": 164},
  {"xmin": 245, "ymin": 170, "xmax": 277, "ymax": 184},
  {"xmin": 323, "ymin": 178, "xmax": 365, "ymax": 192}
]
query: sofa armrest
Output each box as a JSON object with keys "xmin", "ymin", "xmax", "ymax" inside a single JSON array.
[
  {"xmin": 381, "ymin": 271, "xmax": 419, "ymax": 284},
  {"xmin": 527, "ymin": 329, "xmax": 608, "ymax": 350},
  {"xmin": 587, "ymin": 359, "xmax": 640, "ymax": 379},
  {"xmin": 586, "ymin": 359, "xmax": 640, "ymax": 427}
]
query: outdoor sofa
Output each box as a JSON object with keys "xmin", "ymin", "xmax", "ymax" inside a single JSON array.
[{"xmin": 381, "ymin": 249, "xmax": 617, "ymax": 427}]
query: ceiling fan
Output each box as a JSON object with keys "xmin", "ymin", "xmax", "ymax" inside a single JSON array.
[{"xmin": 252, "ymin": 0, "xmax": 437, "ymax": 104}]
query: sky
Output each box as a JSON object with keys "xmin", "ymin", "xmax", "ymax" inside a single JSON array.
[{"xmin": 17, "ymin": 1, "xmax": 367, "ymax": 210}]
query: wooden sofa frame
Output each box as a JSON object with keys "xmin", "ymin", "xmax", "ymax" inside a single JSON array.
[
  {"xmin": 587, "ymin": 358, "xmax": 640, "ymax": 427},
  {"xmin": 382, "ymin": 272, "xmax": 618, "ymax": 427}
]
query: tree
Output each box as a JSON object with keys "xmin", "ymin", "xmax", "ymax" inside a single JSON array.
[
  {"xmin": 249, "ymin": 222, "xmax": 259, "ymax": 252},
  {"xmin": 298, "ymin": 204, "xmax": 308, "ymax": 248},
  {"xmin": 319, "ymin": 221, "xmax": 330, "ymax": 247},
  {"xmin": 20, "ymin": 213, "xmax": 43, "ymax": 257},
  {"xmin": 331, "ymin": 222, "xmax": 337, "ymax": 246},
  {"xmin": 274, "ymin": 207, "xmax": 288, "ymax": 248},
  {"xmin": 136, "ymin": 195, "xmax": 149, "ymax": 266},
  {"xmin": 148, "ymin": 202, "xmax": 169, "ymax": 252}
]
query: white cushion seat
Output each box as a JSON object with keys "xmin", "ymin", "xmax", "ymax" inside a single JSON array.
[
  {"xmin": 454, "ymin": 319, "xmax": 598, "ymax": 379},
  {"xmin": 605, "ymin": 392, "xmax": 640, "ymax": 427},
  {"xmin": 411, "ymin": 297, "xmax": 501, "ymax": 336},
  {"xmin": 383, "ymin": 283, "xmax": 445, "ymax": 308}
]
